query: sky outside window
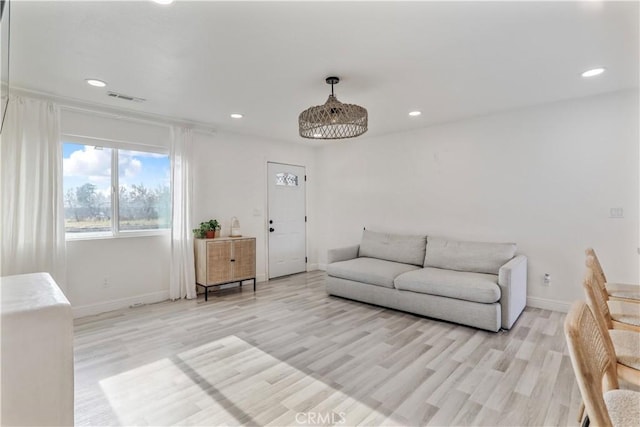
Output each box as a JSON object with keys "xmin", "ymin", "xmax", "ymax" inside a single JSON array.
[{"xmin": 62, "ymin": 143, "xmax": 170, "ymax": 234}]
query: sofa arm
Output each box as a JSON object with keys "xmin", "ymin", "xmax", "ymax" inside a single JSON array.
[
  {"xmin": 498, "ymin": 255, "xmax": 527, "ymax": 329},
  {"xmin": 327, "ymin": 245, "xmax": 360, "ymax": 264}
]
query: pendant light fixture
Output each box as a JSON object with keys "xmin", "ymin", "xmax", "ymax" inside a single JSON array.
[{"xmin": 298, "ymin": 77, "xmax": 368, "ymax": 140}]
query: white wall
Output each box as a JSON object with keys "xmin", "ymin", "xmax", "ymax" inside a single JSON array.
[
  {"xmin": 66, "ymin": 235, "xmax": 171, "ymax": 317},
  {"xmin": 61, "ymin": 109, "xmax": 170, "ymax": 148},
  {"xmin": 63, "ymin": 90, "xmax": 638, "ymax": 316},
  {"xmin": 191, "ymin": 131, "xmax": 318, "ymax": 281},
  {"xmin": 61, "ymin": 109, "xmax": 174, "ymax": 317},
  {"xmin": 63, "ymin": 111, "xmax": 319, "ymax": 316},
  {"xmin": 316, "ymin": 90, "xmax": 639, "ymax": 310}
]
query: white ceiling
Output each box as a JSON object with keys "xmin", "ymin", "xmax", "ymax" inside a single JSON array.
[{"xmin": 9, "ymin": 0, "xmax": 639, "ymax": 143}]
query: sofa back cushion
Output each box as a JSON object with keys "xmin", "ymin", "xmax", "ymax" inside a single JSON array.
[
  {"xmin": 424, "ymin": 236, "xmax": 516, "ymax": 274},
  {"xmin": 359, "ymin": 230, "xmax": 427, "ymax": 266}
]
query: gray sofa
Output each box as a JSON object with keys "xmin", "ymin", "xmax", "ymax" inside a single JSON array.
[{"xmin": 326, "ymin": 230, "xmax": 527, "ymax": 332}]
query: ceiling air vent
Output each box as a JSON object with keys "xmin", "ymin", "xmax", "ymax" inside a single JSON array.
[{"xmin": 107, "ymin": 91, "xmax": 146, "ymax": 103}]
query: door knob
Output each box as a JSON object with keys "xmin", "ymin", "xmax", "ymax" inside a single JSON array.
[
  {"xmin": 269, "ymin": 227, "xmax": 275, "ymax": 232},
  {"xmin": 269, "ymin": 220, "xmax": 273, "ymax": 224}
]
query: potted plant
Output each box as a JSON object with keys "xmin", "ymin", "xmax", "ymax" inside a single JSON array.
[{"xmin": 193, "ymin": 219, "xmax": 221, "ymax": 239}]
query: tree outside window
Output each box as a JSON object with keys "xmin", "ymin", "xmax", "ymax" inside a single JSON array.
[{"xmin": 62, "ymin": 143, "xmax": 170, "ymax": 236}]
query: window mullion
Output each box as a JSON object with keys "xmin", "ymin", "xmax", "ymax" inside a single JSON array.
[{"xmin": 112, "ymin": 149, "xmax": 119, "ymax": 236}]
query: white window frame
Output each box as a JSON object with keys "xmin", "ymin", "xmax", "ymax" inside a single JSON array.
[{"xmin": 62, "ymin": 134, "xmax": 171, "ymax": 240}]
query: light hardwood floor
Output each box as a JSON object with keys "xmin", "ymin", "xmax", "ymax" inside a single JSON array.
[{"xmin": 74, "ymin": 271, "xmax": 582, "ymax": 426}]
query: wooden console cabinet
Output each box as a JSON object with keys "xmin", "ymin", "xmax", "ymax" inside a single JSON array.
[{"xmin": 194, "ymin": 237, "xmax": 256, "ymax": 300}]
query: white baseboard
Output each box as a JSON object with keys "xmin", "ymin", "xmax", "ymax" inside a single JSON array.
[
  {"xmin": 307, "ymin": 263, "xmax": 319, "ymax": 271},
  {"xmin": 256, "ymin": 273, "xmax": 267, "ymax": 283},
  {"xmin": 317, "ymin": 263, "xmax": 327, "ymax": 271},
  {"xmin": 526, "ymin": 296, "xmax": 570, "ymax": 313},
  {"xmin": 72, "ymin": 290, "xmax": 169, "ymax": 318}
]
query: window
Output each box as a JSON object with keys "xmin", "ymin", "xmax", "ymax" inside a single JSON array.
[
  {"xmin": 63, "ymin": 142, "xmax": 170, "ymax": 238},
  {"xmin": 275, "ymin": 172, "xmax": 299, "ymax": 187}
]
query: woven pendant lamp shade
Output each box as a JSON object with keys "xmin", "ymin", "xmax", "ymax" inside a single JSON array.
[{"xmin": 298, "ymin": 77, "xmax": 368, "ymax": 140}]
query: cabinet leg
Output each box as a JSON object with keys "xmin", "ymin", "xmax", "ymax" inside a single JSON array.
[
  {"xmin": 253, "ymin": 278, "xmax": 256, "ymax": 292},
  {"xmin": 205, "ymin": 288, "xmax": 208, "ymax": 302}
]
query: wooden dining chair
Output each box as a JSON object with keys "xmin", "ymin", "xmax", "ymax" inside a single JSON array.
[
  {"xmin": 565, "ymin": 301, "xmax": 640, "ymax": 427},
  {"xmin": 583, "ymin": 266, "xmax": 640, "ymax": 386},
  {"xmin": 586, "ymin": 256, "xmax": 640, "ymax": 331},
  {"xmin": 586, "ymin": 248, "xmax": 640, "ymax": 303}
]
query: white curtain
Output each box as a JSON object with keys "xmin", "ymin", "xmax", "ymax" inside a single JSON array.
[
  {"xmin": 169, "ymin": 126, "xmax": 196, "ymax": 299},
  {"xmin": 0, "ymin": 96, "xmax": 66, "ymax": 289}
]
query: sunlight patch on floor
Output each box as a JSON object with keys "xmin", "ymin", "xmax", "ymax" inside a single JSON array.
[{"xmin": 99, "ymin": 335, "xmax": 392, "ymax": 426}]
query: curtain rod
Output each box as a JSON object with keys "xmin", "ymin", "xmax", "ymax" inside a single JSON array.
[
  {"xmin": 10, "ymin": 86, "xmax": 217, "ymax": 135},
  {"xmin": 58, "ymin": 105, "xmax": 217, "ymax": 136}
]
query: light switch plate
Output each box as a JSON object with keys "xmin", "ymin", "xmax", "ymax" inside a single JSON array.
[{"xmin": 609, "ymin": 207, "xmax": 624, "ymax": 218}]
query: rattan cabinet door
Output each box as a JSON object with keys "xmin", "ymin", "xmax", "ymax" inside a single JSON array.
[
  {"xmin": 232, "ymin": 238, "xmax": 256, "ymax": 281},
  {"xmin": 206, "ymin": 241, "xmax": 232, "ymax": 285}
]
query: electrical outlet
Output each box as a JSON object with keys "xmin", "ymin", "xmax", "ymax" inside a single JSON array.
[{"xmin": 543, "ymin": 273, "xmax": 551, "ymax": 286}]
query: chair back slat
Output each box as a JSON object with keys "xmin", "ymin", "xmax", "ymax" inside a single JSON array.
[
  {"xmin": 565, "ymin": 301, "xmax": 618, "ymax": 427},
  {"xmin": 585, "ymin": 256, "xmax": 614, "ymax": 330},
  {"xmin": 586, "ymin": 248, "xmax": 609, "ymax": 293}
]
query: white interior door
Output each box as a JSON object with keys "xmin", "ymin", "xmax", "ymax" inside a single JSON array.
[{"xmin": 268, "ymin": 162, "xmax": 306, "ymax": 279}]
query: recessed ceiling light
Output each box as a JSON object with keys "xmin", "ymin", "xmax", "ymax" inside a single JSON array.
[
  {"xmin": 152, "ymin": 0, "xmax": 174, "ymax": 5},
  {"xmin": 230, "ymin": 113, "xmax": 243, "ymax": 119},
  {"xmin": 409, "ymin": 111, "xmax": 422, "ymax": 116},
  {"xmin": 581, "ymin": 68, "xmax": 606, "ymax": 78},
  {"xmin": 86, "ymin": 79, "xmax": 107, "ymax": 88}
]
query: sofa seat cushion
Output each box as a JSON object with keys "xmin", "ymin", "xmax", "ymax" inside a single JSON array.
[
  {"xmin": 394, "ymin": 267, "xmax": 501, "ymax": 303},
  {"xmin": 359, "ymin": 230, "xmax": 427, "ymax": 266},
  {"xmin": 607, "ymin": 283, "xmax": 640, "ymax": 301},
  {"xmin": 425, "ymin": 236, "xmax": 516, "ymax": 275},
  {"xmin": 327, "ymin": 257, "xmax": 421, "ymax": 289}
]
